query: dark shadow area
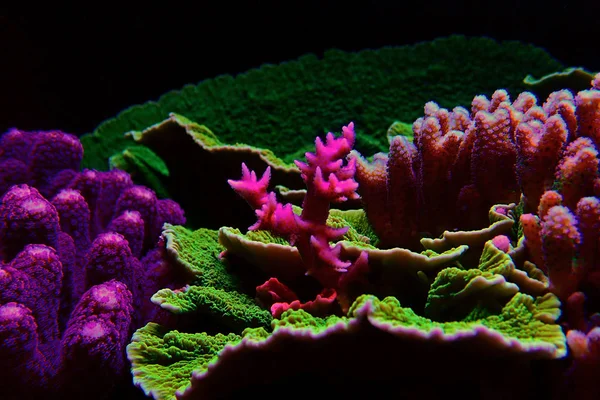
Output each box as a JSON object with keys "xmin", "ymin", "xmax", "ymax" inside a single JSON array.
[{"xmin": 2, "ymin": 1, "xmax": 599, "ymax": 135}]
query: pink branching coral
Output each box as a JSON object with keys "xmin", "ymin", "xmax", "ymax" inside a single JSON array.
[
  {"xmin": 228, "ymin": 122, "xmax": 369, "ymax": 311},
  {"xmin": 513, "ymin": 73, "xmax": 600, "ymax": 398},
  {"xmin": 346, "ymin": 81, "xmax": 599, "ymax": 249},
  {"xmin": 0, "ymin": 129, "xmax": 186, "ymax": 399},
  {"xmin": 350, "ymin": 92, "xmax": 524, "ymax": 248},
  {"xmin": 519, "ymin": 141, "xmax": 600, "ymax": 304}
]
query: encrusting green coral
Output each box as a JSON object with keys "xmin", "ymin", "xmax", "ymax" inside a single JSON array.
[
  {"xmin": 128, "ymin": 289, "xmax": 565, "ymax": 400},
  {"xmin": 152, "ymin": 285, "xmax": 272, "ymax": 332},
  {"xmin": 127, "ymin": 323, "xmax": 241, "ymax": 400},
  {"xmin": 109, "ymin": 145, "xmax": 171, "ymax": 198},
  {"xmin": 80, "ymin": 35, "xmax": 563, "ymax": 207},
  {"xmin": 127, "ymin": 231, "xmax": 567, "ymax": 400},
  {"xmin": 158, "ymin": 224, "xmax": 273, "ymax": 331},
  {"xmin": 162, "ymin": 223, "xmax": 239, "ymax": 291},
  {"xmin": 523, "ymin": 66, "xmax": 598, "ymax": 99},
  {"xmin": 425, "ymin": 238, "xmax": 523, "ymax": 321}
]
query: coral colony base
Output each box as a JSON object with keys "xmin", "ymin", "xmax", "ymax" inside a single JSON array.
[{"xmin": 1, "ymin": 68, "xmax": 599, "ymax": 399}]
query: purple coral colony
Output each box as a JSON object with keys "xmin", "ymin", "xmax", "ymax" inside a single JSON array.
[
  {"xmin": 1, "ymin": 65, "xmax": 600, "ymax": 400},
  {"xmin": 0, "ymin": 130, "xmax": 185, "ymax": 399}
]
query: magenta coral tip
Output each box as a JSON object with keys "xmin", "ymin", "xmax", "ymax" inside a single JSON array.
[
  {"xmin": 491, "ymin": 235, "xmax": 511, "ymax": 253},
  {"xmin": 0, "ymin": 128, "xmax": 34, "ymax": 161},
  {"xmin": 0, "ymin": 302, "xmax": 38, "ymax": 353},
  {"xmin": 51, "ymin": 189, "xmax": 92, "ymax": 250},
  {"xmin": 228, "ymin": 164, "xmax": 271, "ymax": 210},
  {"xmin": 157, "ymin": 198, "xmax": 186, "ymax": 227}
]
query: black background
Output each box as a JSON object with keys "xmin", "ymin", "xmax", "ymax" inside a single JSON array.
[{"xmin": 2, "ymin": 1, "xmax": 600, "ymax": 136}]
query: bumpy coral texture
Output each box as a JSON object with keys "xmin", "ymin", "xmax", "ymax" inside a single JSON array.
[
  {"xmin": 348, "ymin": 86, "xmax": 576, "ymax": 249},
  {"xmin": 516, "ymin": 75, "xmax": 600, "ymax": 397},
  {"xmin": 0, "ymin": 129, "xmax": 186, "ymax": 399}
]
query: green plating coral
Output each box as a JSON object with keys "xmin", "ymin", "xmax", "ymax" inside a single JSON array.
[
  {"xmin": 523, "ymin": 66, "xmax": 598, "ymax": 99},
  {"xmin": 328, "ymin": 208, "xmax": 378, "ymax": 245},
  {"xmin": 254, "ymin": 292, "xmax": 565, "ymax": 353},
  {"xmin": 110, "ymin": 114, "xmax": 301, "ymax": 228},
  {"xmin": 109, "ymin": 145, "xmax": 171, "ymax": 198},
  {"xmin": 127, "ymin": 323, "xmax": 241, "ymax": 400},
  {"xmin": 152, "ymin": 285, "xmax": 272, "ymax": 332},
  {"xmin": 127, "ymin": 289, "xmax": 565, "ymax": 400},
  {"xmin": 81, "ymin": 36, "xmax": 562, "ymax": 210},
  {"xmin": 425, "ymin": 239, "xmax": 520, "ymax": 320},
  {"xmin": 162, "ymin": 224, "xmax": 239, "ymax": 291},
  {"xmin": 82, "ymin": 35, "xmax": 563, "ymax": 169},
  {"xmin": 357, "ymin": 293, "xmax": 563, "ymax": 347}
]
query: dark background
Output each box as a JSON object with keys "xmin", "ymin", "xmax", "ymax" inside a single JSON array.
[{"xmin": 2, "ymin": 1, "xmax": 600, "ymax": 136}]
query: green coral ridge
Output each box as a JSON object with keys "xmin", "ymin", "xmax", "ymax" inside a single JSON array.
[
  {"xmin": 328, "ymin": 208, "xmax": 378, "ymax": 244},
  {"xmin": 113, "ymin": 114, "xmax": 301, "ymax": 228},
  {"xmin": 152, "ymin": 285, "xmax": 272, "ymax": 332},
  {"xmin": 355, "ymin": 293, "xmax": 564, "ymax": 349},
  {"xmin": 81, "ymin": 35, "xmax": 562, "ymax": 173},
  {"xmin": 386, "ymin": 120, "xmax": 415, "ymax": 144},
  {"xmin": 129, "ymin": 113, "xmax": 294, "ymax": 173},
  {"xmin": 523, "ymin": 66, "xmax": 599, "ymax": 99},
  {"xmin": 244, "ymin": 229, "xmax": 290, "ymax": 246},
  {"xmin": 425, "ymin": 240, "xmax": 520, "ymax": 320},
  {"xmin": 128, "ymin": 289, "xmax": 566, "ymax": 400},
  {"xmin": 162, "ymin": 224, "xmax": 239, "ymax": 291},
  {"xmin": 127, "ymin": 323, "xmax": 241, "ymax": 400}
]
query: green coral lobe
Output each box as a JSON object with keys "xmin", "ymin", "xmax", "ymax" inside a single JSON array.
[
  {"xmin": 82, "ymin": 35, "xmax": 562, "ymax": 171},
  {"xmin": 162, "ymin": 224, "xmax": 240, "ymax": 291},
  {"xmin": 425, "ymin": 240, "xmax": 519, "ymax": 320},
  {"xmin": 127, "ymin": 323, "xmax": 241, "ymax": 400},
  {"xmin": 152, "ymin": 285, "xmax": 272, "ymax": 331}
]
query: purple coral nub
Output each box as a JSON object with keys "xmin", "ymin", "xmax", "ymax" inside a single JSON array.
[
  {"xmin": 108, "ymin": 210, "xmax": 145, "ymax": 258},
  {"xmin": 84, "ymin": 232, "xmax": 138, "ymax": 291},
  {"xmin": 52, "ymin": 189, "xmax": 92, "ymax": 249},
  {"xmin": 61, "ymin": 280, "xmax": 133, "ymax": 392},
  {"xmin": 0, "ymin": 184, "xmax": 60, "ymax": 260}
]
